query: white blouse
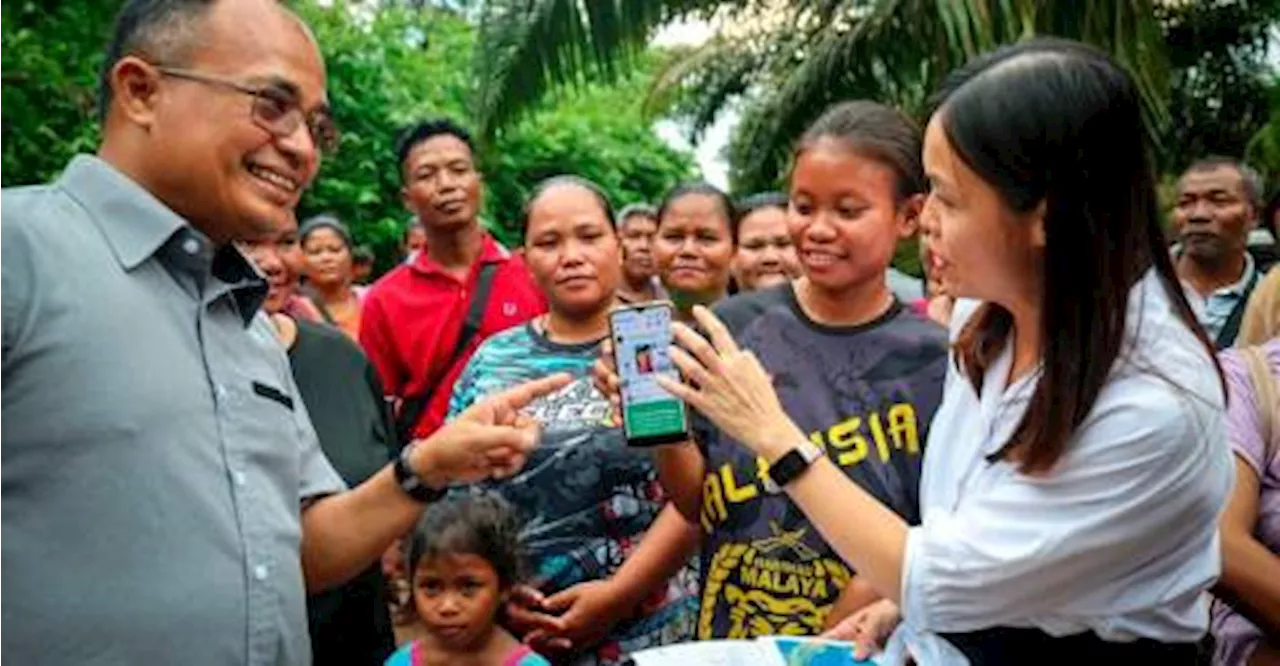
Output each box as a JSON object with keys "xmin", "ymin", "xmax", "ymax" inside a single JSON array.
[{"xmin": 889, "ymin": 269, "xmax": 1233, "ymax": 664}]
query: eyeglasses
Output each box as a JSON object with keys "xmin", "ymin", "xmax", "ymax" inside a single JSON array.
[{"xmin": 155, "ymin": 66, "xmax": 339, "ymax": 154}]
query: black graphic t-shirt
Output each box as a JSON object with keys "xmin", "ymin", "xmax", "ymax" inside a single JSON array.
[{"xmin": 694, "ymin": 284, "xmax": 948, "ymax": 640}]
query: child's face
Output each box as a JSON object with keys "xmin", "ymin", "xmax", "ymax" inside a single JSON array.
[{"xmin": 413, "ymin": 553, "xmax": 505, "ymax": 651}]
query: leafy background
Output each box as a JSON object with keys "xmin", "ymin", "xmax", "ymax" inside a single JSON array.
[
  {"xmin": 1, "ymin": 1, "xmax": 696, "ymax": 275},
  {"xmin": 6, "ymin": 0, "xmax": 1280, "ymax": 280}
]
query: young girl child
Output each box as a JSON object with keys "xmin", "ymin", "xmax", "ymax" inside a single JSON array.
[{"xmin": 386, "ymin": 495, "xmax": 550, "ymax": 666}]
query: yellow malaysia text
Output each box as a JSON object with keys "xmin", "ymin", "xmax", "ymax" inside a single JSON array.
[{"xmin": 701, "ymin": 402, "xmax": 920, "ymax": 531}]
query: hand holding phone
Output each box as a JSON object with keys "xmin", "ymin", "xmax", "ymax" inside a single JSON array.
[{"xmin": 607, "ymin": 302, "xmax": 690, "ymax": 446}]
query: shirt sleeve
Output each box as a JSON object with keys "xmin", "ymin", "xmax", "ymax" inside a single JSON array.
[
  {"xmin": 358, "ymin": 290, "xmax": 403, "ymax": 399},
  {"xmin": 1220, "ymin": 349, "xmax": 1268, "ymax": 476},
  {"xmin": 901, "ymin": 377, "xmax": 1230, "ymax": 632}
]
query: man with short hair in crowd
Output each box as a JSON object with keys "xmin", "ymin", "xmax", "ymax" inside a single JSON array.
[
  {"xmin": 616, "ymin": 203, "xmax": 667, "ymax": 303},
  {"xmin": 1173, "ymin": 156, "xmax": 1265, "ymax": 348},
  {"xmin": 1, "ymin": 2, "xmax": 566, "ymax": 664},
  {"xmin": 360, "ymin": 119, "xmax": 546, "ymax": 440}
]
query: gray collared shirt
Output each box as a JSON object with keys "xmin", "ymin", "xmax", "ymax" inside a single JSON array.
[
  {"xmin": 2, "ymin": 155, "xmax": 345, "ymax": 665},
  {"xmin": 1175, "ymin": 247, "xmax": 1259, "ymax": 345},
  {"xmin": 1200, "ymin": 251, "xmax": 1257, "ymax": 344}
]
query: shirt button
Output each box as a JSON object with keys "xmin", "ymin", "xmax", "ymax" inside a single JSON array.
[
  {"xmin": 233, "ymin": 471, "xmax": 247, "ymax": 487},
  {"xmin": 215, "ymin": 384, "xmax": 228, "ymax": 400},
  {"xmin": 182, "ymin": 238, "xmax": 201, "ymax": 255},
  {"xmin": 253, "ymin": 565, "xmax": 268, "ymax": 581}
]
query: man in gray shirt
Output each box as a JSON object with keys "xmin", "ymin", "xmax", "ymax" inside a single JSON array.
[{"xmin": 1, "ymin": 1, "xmax": 566, "ymax": 664}]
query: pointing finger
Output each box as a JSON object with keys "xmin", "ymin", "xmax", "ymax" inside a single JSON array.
[{"xmin": 496, "ymin": 373, "xmax": 572, "ymax": 413}]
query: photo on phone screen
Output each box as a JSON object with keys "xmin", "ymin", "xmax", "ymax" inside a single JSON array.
[{"xmin": 610, "ymin": 303, "xmax": 689, "ymax": 446}]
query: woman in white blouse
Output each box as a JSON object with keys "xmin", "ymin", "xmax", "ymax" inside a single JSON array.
[{"xmin": 655, "ymin": 39, "xmax": 1234, "ymax": 664}]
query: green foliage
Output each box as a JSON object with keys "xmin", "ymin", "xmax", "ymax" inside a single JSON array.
[
  {"xmin": 1, "ymin": 1, "xmax": 115, "ymax": 186},
  {"xmin": 298, "ymin": 3, "xmax": 695, "ymax": 258},
  {"xmin": 1159, "ymin": 0, "xmax": 1280, "ymax": 179},
  {"xmin": 473, "ymin": 0, "xmax": 1179, "ymax": 194},
  {"xmin": 483, "ymin": 61, "xmax": 697, "ymax": 247},
  {"xmin": 472, "ymin": 0, "xmax": 726, "ymax": 137},
  {"xmin": 1, "ymin": 1, "xmax": 695, "ymax": 275}
]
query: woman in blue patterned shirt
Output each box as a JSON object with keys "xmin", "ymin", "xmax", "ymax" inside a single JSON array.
[{"xmin": 447, "ymin": 176, "xmax": 698, "ymax": 665}]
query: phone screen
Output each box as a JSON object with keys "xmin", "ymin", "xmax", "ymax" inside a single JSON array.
[{"xmin": 610, "ymin": 303, "xmax": 689, "ymax": 445}]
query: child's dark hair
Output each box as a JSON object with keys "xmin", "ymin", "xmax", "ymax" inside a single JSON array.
[
  {"xmin": 405, "ymin": 494, "xmax": 527, "ymax": 588},
  {"xmin": 795, "ymin": 101, "xmax": 925, "ymax": 203},
  {"xmin": 657, "ymin": 181, "xmax": 738, "ymax": 242}
]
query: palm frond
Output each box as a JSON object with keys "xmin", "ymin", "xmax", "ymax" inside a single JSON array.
[
  {"xmin": 473, "ymin": 0, "xmax": 738, "ymax": 137},
  {"xmin": 643, "ymin": 38, "xmax": 764, "ymax": 137}
]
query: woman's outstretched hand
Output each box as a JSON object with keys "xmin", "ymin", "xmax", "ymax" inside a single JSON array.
[{"xmin": 656, "ymin": 305, "xmax": 804, "ymax": 460}]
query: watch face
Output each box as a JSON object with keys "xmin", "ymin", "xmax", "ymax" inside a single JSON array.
[
  {"xmin": 767, "ymin": 443, "xmax": 825, "ymax": 491},
  {"xmin": 768, "ymin": 449, "xmax": 806, "ymax": 489}
]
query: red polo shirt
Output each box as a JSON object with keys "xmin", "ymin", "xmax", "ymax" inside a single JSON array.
[{"xmin": 360, "ymin": 234, "xmax": 546, "ymax": 438}]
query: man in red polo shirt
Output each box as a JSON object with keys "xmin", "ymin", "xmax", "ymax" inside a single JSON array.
[{"xmin": 361, "ymin": 119, "xmax": 547, "ymax": 439}]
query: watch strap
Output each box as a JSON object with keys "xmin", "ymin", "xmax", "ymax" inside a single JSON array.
[{"xmin": 394, "ymin": 442, "xmax": 447, "ymax": 503}]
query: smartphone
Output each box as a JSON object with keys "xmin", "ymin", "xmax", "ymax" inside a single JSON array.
[{"xmin": 609, "ymin": 301, "xmax": 690, "ymax": 446}]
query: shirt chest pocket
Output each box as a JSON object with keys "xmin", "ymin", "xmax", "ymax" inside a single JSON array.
[{"xmin": 220, "ymin": 377, "xmax": 305, "ymax": 501}]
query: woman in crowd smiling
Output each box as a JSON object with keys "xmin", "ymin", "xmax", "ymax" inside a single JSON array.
[
  {"xmin": 731, "ymin": 192, "xmax": 801, "ymax": 292},
  {"xmin": 653, "ymin": 182, "xmax": 737, "ymax": 320}
]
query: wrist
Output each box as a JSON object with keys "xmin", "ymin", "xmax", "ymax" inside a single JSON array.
[
  {"xmin": 599, "ymin": 577, "xmax": 644, "ymax": 620},
  {"xmin": 604, "ymin": 573, "xmax": 645, "ymax": 610},
  {"xmin": 407, "ymin": 440, "xmax": 450, "ymax": 490},
  {"xmin": 759, "ymin": 421, "xmax": 807, "ymax": 462}
]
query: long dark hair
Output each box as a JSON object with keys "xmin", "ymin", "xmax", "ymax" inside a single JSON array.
[{"xmin": 933, "ymin": 38, "xmax": 1219, "ymax": 474}]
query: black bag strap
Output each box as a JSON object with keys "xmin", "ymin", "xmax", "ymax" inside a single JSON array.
[
  {"xmin": 395, "ymin": 262, "xmax": 500, "ymax": 446},
  {"xmin": 313, "ymin": 299, "xmax": 336, "ymax": 326},
  {"xmin": 303, "ymin": 286, "xmax": 337, "ymax": 325},
  {"xmin": 1216, "ymin": 266, "xmax": 1261, "ymax": 350}
]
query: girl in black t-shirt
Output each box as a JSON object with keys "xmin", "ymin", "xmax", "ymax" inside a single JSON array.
[{"xmin": 595, "ymin": 101, "xmax": 949, "ymax": 645}]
